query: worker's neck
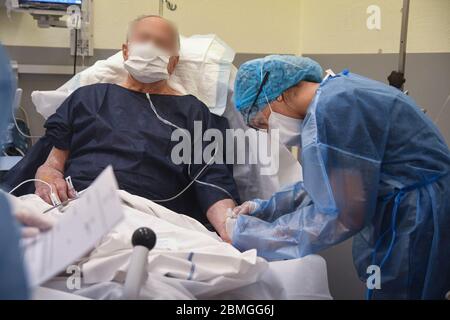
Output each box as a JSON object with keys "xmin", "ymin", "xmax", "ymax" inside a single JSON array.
[
  {"xmin": 123, "ymin": 75, "xmax": 173, "ymax": 94},
  {"xmin": 296, "ymin": 82, "xmax": 320, "ymax": 117}
]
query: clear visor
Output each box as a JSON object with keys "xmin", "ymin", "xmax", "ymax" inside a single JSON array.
[{"xmin": 242, "ymin": 71, "xmax": 272, "ymax": 130}]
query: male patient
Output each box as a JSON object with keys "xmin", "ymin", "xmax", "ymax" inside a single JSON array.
[{"xmin": 34, "ymin": 15, "xmax": 238, "ymax": 241}]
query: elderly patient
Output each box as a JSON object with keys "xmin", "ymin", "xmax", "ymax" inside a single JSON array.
[{"xmin": 34, "ymin": 15, "xmax": 238, "ymax": 241}]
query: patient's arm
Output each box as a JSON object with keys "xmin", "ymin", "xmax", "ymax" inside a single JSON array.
[
  {"xmin": 35, "ymin": 147, "xmax": 73, "ymax": 204},
  {"xmin": 206, "ymin": 198, "xmax": 235, "ymax": 243}
]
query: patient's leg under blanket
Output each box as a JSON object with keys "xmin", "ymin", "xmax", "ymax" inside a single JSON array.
[{"xmin": 19, "ymin": 190, "xmax": 284, "ymax": 299}]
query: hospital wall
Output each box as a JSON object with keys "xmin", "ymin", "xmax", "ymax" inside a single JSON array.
[{"xmin": 0, "ymin": 0, "xmax": 302, "ymax": 54}]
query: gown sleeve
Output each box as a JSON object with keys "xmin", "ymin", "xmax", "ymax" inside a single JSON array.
[
  {"xmin": 189, "ymin": 100, "xmax": 241, "ymax": 214},
  {"xmin": 232, "ymin": 79, "xmax": 388, "ymax": 261},
  {"xmin": 44, "ymin": 91, "xmax": 79, "ymax": 150}
]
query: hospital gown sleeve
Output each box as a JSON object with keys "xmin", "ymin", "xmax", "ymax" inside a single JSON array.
[
  {"xmin": 232, "ymin": 84, "xmax": 386, "ymax": 261},
  {"xmin": 44, "ymin": 91, "xmax": 79, "ymax": 150},
  {"xmin": 189, "ymin": 103, "xmax": 240, "ymax": 214}
]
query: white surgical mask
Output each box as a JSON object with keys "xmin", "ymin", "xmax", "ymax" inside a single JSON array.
[
  {"xmin": 124, "ymin": 42, "xmax": 171, "ymax": 84},
  {"xmin": 268, "ymin": 107, "xmax": 303, "ymax": 147}
]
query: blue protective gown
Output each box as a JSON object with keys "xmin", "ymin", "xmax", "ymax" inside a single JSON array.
[
  {"xmin": 0, "ymin": 44, "xmax": 29, "ymax": 299},
  {"xmin": 232, "ymin": 71, "xmax": 450, "ymax": 299}
]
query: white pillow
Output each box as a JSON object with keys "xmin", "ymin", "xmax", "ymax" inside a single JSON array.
[{"xmin": 32, "ymin": 34, "xmax": 235, "ymax": 119}]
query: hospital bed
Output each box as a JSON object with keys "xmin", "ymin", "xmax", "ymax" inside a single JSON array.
[
  {"xmin": 25, "ymin": 34, "xmax": 330, "ymax": 300},
  {"xmin": 33, "ymin": 255, "xmax": 331, "ymax": 300}
]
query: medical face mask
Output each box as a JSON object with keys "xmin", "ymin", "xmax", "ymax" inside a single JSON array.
[
  {"xmin": 124, "ymin": 42, "xmax": 171, "ymax": 84},
  {"xmin": 268, "ymin": 106, "xmax": 303, "ymax": 147}
]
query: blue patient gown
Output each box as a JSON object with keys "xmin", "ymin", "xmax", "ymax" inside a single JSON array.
[
  {"xmin": 43, "ymin": 83, "xmax": 239, "ymax": 224},
  {"xmin": 233, "ymin": 72, "xmax": 450, "ymax": 299}
]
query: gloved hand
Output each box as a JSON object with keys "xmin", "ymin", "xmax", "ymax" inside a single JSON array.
[
  {"xmin": 7, "ymin": 194, "xmax": 55, "ymax": 238},
  {"xmin": 15, "ymin": 210, "xmax": 55, "ymax": 238},
  {"xmin": 225, "ymin": 216, "xmax": 237, "ymax": 241},
  {"xmin": 226, "ymin": 201, "xmax": 258, "ymax": 240},
  {"xmin": 232, "ymin": 201, "xmax": 258, "ymax": 216}
]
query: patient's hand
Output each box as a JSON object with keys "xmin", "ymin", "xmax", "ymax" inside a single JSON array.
[
  {"xmin": 206, "ymin": 199, "xmax": 236, "ymax": 243},
  {"xmin": 35, "ymin": 164, "xmax": 72, "ymax": 204},
  {"xmin": 35, "ymin": 147, "xmax": 72, "ymax": 205}
]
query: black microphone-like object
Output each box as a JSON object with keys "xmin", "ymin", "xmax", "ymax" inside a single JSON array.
[{"xmin": 123, "ymin": 227, "xmax": 156, "ymax": 299}]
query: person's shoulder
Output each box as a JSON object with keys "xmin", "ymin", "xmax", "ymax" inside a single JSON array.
[
  {"xmin": 189, "ymin": 95, "xmax": 211, "ymax": 111},
  {"xmin": 71, "ymin": 83, "xmax": 112, "ymax": 95},
  {"xmin": 176, "ymin": 94, "xmax": 211, "ymax": 114}
]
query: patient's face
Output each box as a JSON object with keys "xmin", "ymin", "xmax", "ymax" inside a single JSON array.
[{"xmin": 123, "ymin": 16, "xmax": 179, "ymax": 74}]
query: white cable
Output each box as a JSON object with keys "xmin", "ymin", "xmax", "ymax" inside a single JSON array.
[
  {"xmin": 9, "ymin": 178, "xmax": 61, "ymax": 207},
  {"xmin": 145, "ymin": 94, "xmax": 236, "ymax": 203},
  {"xmin": 150, "ymin": 149, "xmax": 216, "ymax": 203},
  {"xmin": 9, "ymin": 178, "xmax": 53, "ymax": 195},
  {"xmin": 195, "ymin": 180, "xmax": 235, "ymax": 200},
  {"xmin": 11, "ymin": 106, "xmax": 42, "ymax": 139},
  {"xmin": 14, "ymin": 147, "xmax": 25, "ymax": 157},
  {"xmin": 19, "ymin": 106, "xmax": 31, "ymax": 129},
  {"xmin": 434, "ymin": 94, "xmax": 450, "ymax": 125}
]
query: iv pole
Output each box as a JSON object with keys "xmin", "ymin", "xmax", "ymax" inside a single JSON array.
[
  {"xmin": 388, "ymin": 0, "xmax": 410, "ymax": 92},
  {"xmin": 398, "ymin": 0, "xmax": 410, "ymax": 80}
]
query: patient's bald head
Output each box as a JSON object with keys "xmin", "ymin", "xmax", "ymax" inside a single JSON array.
[
  {"xmin": 123, "ymin": 15, "xmax": 180, "ymax": 76},
  {"xmin": 126, "ymin": 15, "xmax": 180, "ymax": 54}
]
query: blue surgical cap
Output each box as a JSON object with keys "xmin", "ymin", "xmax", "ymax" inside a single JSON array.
[{"xmin": 234, "ymin": 55, "xmax": 323, "ymax": 113}]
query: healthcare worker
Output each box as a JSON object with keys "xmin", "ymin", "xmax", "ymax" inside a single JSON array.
[
  {"xmin": 0, "ymin": 43, "xmax": 29, "ymax": 299},
  {"xmin": 0, "ymin": 44, "xmax": 54, "ymax": 299},
  {"xmin": 231, "ymin": 55, "xmax": 450, "ymax": 300}
]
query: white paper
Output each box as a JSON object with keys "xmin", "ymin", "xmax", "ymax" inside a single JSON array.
[{"xmin": 22, "ymin": 166, "xmax": 124, "ymax": 287}]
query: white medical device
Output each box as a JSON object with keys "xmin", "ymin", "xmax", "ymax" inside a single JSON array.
[
  {"xmin": 5, "ymin": 0, "xmax": 93, "ymax": 57},
  {"xmin": 123, "ymin": 228, "xmax": 157, "ymax": 300}
]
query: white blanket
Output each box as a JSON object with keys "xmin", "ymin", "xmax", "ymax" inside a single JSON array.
[{"xmin": 18, "ymin": 191, "xmax": 284, "ymax": 299}]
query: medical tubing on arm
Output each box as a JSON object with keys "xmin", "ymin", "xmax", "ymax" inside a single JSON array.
[
  {"xmin": 151, "ymin": 148, "xmax": 216, "ymax": 203},
  {"xmin": 145, "ymin": 93, "xmax": 236, "ymax": 203}
]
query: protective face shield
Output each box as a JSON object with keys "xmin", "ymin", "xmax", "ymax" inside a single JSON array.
[
  {"xmin": 124, "ymin": 42, "xmax": 171, "ymax": 83},
  {"xmin": 243, "ymin": 72, "xmax": 271, "ymax": 130},
  {"xmin": 244, "ymin": 71, "xmax": 303, "ymax": 147}
]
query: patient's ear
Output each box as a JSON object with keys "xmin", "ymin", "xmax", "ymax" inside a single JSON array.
[
  {"xmin": 167, "ymin": 56, "xmax": 179, "ymax": 75},
  {"xmin": 122, "ymin": 44, "xmax": 129, "ymax": 61}
]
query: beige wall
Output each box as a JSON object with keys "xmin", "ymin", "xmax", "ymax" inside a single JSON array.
[
  {"xmin": 0, "ymin": 0, "xmax": 301, "ymax": 54},
  {"xmin": 1, "ymin": 0, "xmax": 448, "ymax": 54},
  {"xmin": 164, "ymin": 0, "xmax": 301, "ymax": 54},
  {"xmin": 300, "ymin": 0, "xmax": 450, "ymax": 54}
]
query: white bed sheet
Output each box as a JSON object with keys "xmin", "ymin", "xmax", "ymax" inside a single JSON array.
[
  {"xmin": 36, "ymin": 255, "xmax": 331, "ymax": 300},
  {"xmin": 20, "ymin": 189, "xmax": 331, "ymax": 300}
]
